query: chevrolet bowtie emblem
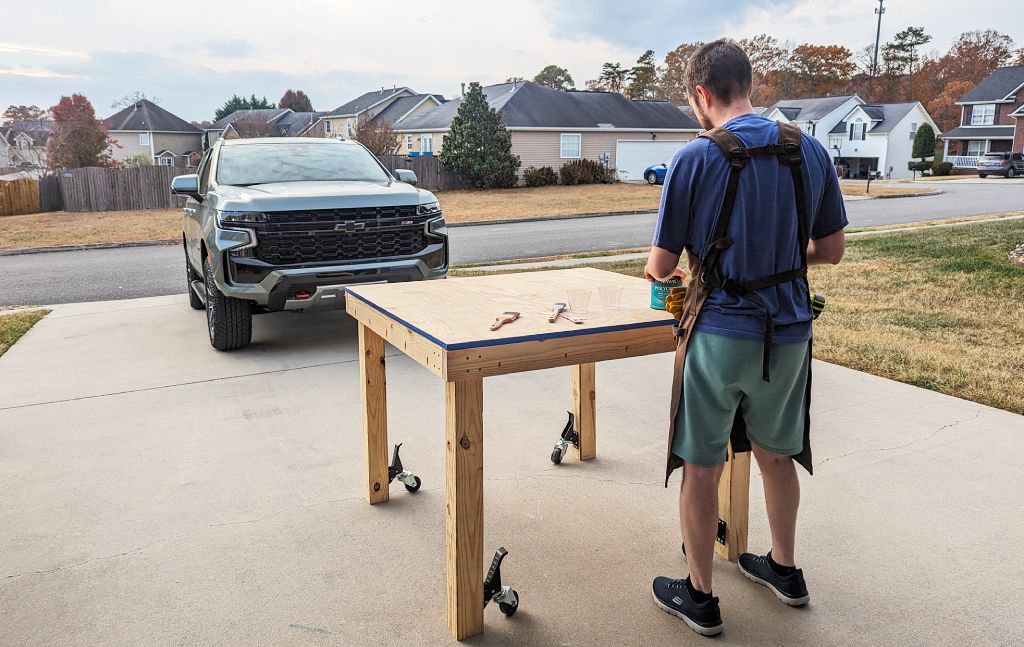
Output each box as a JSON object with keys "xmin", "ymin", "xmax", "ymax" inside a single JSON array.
[{"xmin": 335, "ymin": 221, "xmax": 366, "ymax": 232}]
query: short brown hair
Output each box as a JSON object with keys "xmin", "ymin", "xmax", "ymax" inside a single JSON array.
[{"xmin": 684, "ymin": 39, "xmax": 752, "ymax": 104}]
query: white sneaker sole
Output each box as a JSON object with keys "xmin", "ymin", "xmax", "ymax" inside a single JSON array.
[
  {"xmin": 651, "ymin": 589, "xmax": 723, "ymax": 636},
  {"xmin": 737, "ymin": 563, "xmax": 810, "ymax": 606}
]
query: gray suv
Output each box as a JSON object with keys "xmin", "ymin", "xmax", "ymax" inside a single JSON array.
[
  {"xmin": 173, "ymin": 137, "xmax": 448, "ymax": 351},
  {"xmin": 977, "ymin": 152, "xmax": 1024, "ymax": 178}
]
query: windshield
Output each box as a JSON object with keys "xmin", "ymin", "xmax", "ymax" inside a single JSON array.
[
  {"xmin": 216, "ymin": 143, "xmax": 391, "ymax": 185},
  {"xmin": 980, "ymin": 153, "xmax": 1007, "ymax": 160}
]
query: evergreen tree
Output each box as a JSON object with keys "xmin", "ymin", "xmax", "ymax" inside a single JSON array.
[
  {"xmin": 909, "ymin": 123, "xmax": 936, "ymax": 178},
  {"xmin": 626, "ymin": 50, "xmax": 660, "ymax": 99},
  {"xmin": 440, "ymin": 82, "xmax": 520, "ymax": 188},
  {"xmin": 214, "ymin": 94, "xmax": 248, "ymax": 122},
  {"xmin": 533, "ymin": 65, "xmax": 575, "ymax": 91},
  {"xmin": 886, "ymin": 27, "xmax": 932, "ymax": 100}
]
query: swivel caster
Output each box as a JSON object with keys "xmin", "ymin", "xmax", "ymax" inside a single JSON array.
[
  {"xmin": 549, "ymin": 412, "xmax": 578, "ymax": 465},
  {"xmin": 387, "ymin": 443, "xmax": 421, "ymax": 493},
  {"xmin": 483, "ymin": 547, "xmax": 520, "ymax": 617}
]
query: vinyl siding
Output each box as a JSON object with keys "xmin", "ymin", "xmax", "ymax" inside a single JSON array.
[{"xmin": 511, "ymin": 130, "xmax": 693, "ymax": 174}]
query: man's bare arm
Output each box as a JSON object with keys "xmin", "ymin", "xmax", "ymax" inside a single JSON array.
[
  {"xmin": 644, "ymin": 246, "xmax": 686, "ymax": 282},
  {"xmin": 806, "ymin": 229, "xmax": 845, "ymax": 266}
]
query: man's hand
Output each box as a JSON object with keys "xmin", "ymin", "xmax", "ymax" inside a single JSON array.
[{"xmin": 645, "ymin": 246, "xmax": 686, "ymax": 282}]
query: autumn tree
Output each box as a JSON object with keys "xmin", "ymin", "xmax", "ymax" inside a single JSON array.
[
  {"xmin": 353, "ymin": 114, "xmax": 399, "ymax": 156},
  {"xmin": 278, "ymin": 89, "xmax": 313, "ymax": 112},
  {"xmin": 533, "ymin": 65, "xmax": 575, "ymax": 90},
  {"xmin": 111, "ymin": 91, "xmax": 160, "ymax": 109},
  {"xmin": 47, "ymin": 94, "xmax": 112, "ymax": 170},
  {"xmin": 739, "ymin": 35, "xmax": 791, "ymax": 105},
  {"xmin": 926, "ymin": 80, "xmax": 974, "ymax": 132},
  {"xmin": 626, "ymin": 50, "xmax": 660, "ymax": 99},
  {"xmin": 658, "ymin": 42, "xmax": 702, "ymax": 105},
  {"xmin": 226, "ymin": 112, "xmax": 278, "ymax": 138},
  {"xmin": 943, "ymin": 29, "xmax": 1016, "ymax": 85},
  {"xmin": 789, "ymin": 44, "xmax": 855, "ymax": 97},
  {"xmin": 440, "ymin": 82, "xmax": 519, "ymax": 188},
  {"xmin": 586, "ymin": 62, "xmax": 628, "ymax": 93},
  {"xmin": 505, "ymin": 76, "xmax": 526, "ymax": 83},
  {"xmin": 2, "ymin": 105, "xmax": 47, "ymax": 125}
]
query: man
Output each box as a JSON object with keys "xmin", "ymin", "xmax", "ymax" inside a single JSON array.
[{"xmin": 644, "ymin": 39, "xmax": 847, "ymax": 636}]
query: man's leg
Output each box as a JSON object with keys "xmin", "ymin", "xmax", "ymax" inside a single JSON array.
[
  {"xmin": 750, "ymin": 442, "xmax": 799, "ymax": 566},
  {"xmin": 679, "ymin": 463, "xmax": 724, "ymax": 593}
]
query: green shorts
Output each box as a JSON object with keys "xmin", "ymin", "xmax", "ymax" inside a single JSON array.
[{"xmin": 672, "ymin": 330, "xmax": 809, "ymax": 466}]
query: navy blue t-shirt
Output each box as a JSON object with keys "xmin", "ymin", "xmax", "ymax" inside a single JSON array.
[{"xmin": 652, "ymin": 114, "xmax": 848, "ymax": 342}]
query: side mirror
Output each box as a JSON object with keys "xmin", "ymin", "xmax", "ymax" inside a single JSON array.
[
  {"xmin": 394, "ymin": 168, "xmax": 417, "ymax": 186},
  {"xmin": 171, "ymin": 174, "xmax": 202, "ymax": 200}
]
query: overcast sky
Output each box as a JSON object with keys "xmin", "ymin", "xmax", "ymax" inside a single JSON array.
[{"xmin": 2, "ymin": 0, "xmax": 1022, "ymax": 123}]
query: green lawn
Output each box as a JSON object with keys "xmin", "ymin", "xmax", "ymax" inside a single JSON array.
[{"xmin": 0, "ymin": 310, "xmax": 49, "ymax": 358}]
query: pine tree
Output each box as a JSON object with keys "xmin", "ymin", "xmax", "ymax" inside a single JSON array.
[
  {"xmin": 440, "ymin": 82, "xmax": 520, "ymax": 188},
  {"xmin": 626, "ymin": 50, "xmax": 660, "ymax": 99}
]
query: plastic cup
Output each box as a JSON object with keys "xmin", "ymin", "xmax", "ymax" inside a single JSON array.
[
  {"xmin": 567, "ymin": 289, "xmax": 591, "ymax": 314},
  {"xmin": 599, "ymin": 285, "xmax": 623, "ymax": 309}
]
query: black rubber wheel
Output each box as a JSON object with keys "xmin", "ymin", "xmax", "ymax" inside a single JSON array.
[
  {"xmin": 499, "ymin": 599, "xmax": 518, "ymax": 617},
  {"xmin": 978, "ymin": 173, "xmax": 987, "ymax": 178},
  {"xmin": 404, "ymin": 476, "xmax": 422, "ymax": 492},
  {"xmin": 203, "ymin": 255, "xmax": 252, "ymax": 351},
  {"xmin": 550, "ymin": 447, "xmax": 563, "ymax": 465},
  {"xmin": 185, "ymin": 244, "xmax": 204, "ymax": 310},
  {"xmin": 646, "ymin": 171, "xmax": 658, "ymax": 185},
  {"xmin": 1008, "ymin": 168, "xmax": 1017, "ymax": 179}
]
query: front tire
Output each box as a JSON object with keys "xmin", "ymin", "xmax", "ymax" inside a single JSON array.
[
  {"xmin": 203, "ymin": 254, "xmax": 252, "ymax": 351},
  {"xmin": 1008, "ymin": 168, "xmax": 1017, "ymax": 179},
  {"xmin": 185, "ymin": 244, "xmax": 204, "ymax": 310},
  {"xmin": 646, "ymin": 171, "xmax": 658, "ymax": 185},
  {"xmin": 978, "ymin": 173, "xmax": 987, "ymax": 178}
]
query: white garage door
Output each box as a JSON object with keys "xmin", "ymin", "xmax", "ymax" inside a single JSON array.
[{"xmin": 615, "ymin": 140, "xmax": 691, "ymax": 182}]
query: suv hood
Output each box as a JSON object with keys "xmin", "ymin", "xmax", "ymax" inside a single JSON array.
[{"xmin": 214, "ymin": 180, "xmax": 431, "ymax": 212}]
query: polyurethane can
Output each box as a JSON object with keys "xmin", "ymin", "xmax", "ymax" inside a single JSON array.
[{"xmin": 650, "ymin": 279, "xmax": 682, "ymax": 310}]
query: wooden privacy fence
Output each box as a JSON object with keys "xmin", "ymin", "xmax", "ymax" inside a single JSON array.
[
  {"xmin": 58, "ymin": 166, "xmax": 190, "ymax": 212},
  {"xmin": 0, "ymin": 179, "xmax": 40, "ymax": 216},
  {"xmin": 38, "ymin": 175, "xmax": 63, "ymax": 212},
  {"xmin": 378, "ymin": 155, "xmax": 470, "ymax": 191}
]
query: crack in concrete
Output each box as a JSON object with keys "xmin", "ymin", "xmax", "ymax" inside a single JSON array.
[
  {"xmin": 1, "ymin": 495, "xmax": 365, "ymax": 581},
  {"xmin": 818, "ymin": 409, "xmax": 982, "ymax": 467}
]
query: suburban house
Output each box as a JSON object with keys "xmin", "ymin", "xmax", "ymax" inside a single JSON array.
[
  {"xmin": 939, "ymin": 65, "xmax": 1024, "ymax": 172},
  {"xmin": 766, "ymin": 95, "xmax": 940, "ymax": 179},
  {"xmin": 206, "ymin": 108, "xmax": 327, "ymax": 143},
  {"xmin": 104, "ymin": 100, "xmax": 202, "ymax": 168},
  {"xmin": 1, "ymin": 119, "xmax": 52, "ymax": 168},
  {"xmin": 393, "ymin": 81, "xmax": 703, "ymax": 181},
  {"xmin": 318, "ymin": 87, "xmax": 445, "ymax": 140}
]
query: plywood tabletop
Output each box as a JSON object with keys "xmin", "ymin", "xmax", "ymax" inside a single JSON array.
[{"xmin": 346, "ymin": 267, "xmax": 675, "ymax": 350}]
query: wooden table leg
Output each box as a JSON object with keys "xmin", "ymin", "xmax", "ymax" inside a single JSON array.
[
  {"xmin": 359, "ymin": 324, "xmax": 390, "ymax": 505},
  {"xmin": 445, "ymin": 378, "xmax": 484, "ymax": 640},
  {"xmin": 714, "ymin": 442, "xmax": 750, "ymax": 562},
  {"xmin": 572, "ymin": 363, "xmax": 596, "ymax": 461}
]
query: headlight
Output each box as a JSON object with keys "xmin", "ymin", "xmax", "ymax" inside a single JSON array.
[
  {"xmin": 218, "ymin": 210, "xmax": 268, "ymax": 224},
  {"xmin": 427, "ymin": 216, "xmax": 447, "ymax": 235},
  {"xmin": 417, "ymin": 201, "xmax": 441, "ymax": 216}
]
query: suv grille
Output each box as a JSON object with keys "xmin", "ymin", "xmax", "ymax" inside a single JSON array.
[{"xmin": 248, "ymin": 206, "xmax": 431, "ymax": 265}]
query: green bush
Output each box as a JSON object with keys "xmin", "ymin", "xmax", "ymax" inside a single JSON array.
[
  {"xmin": 931, "ymin": 161, "xmax": 953, "ymax": 176},
  {"xmin": 908, "ymin": 161, "xmax": 932, "ymax": 173},
  {"xmin": 559, "ymin": 159, "xmax": 612, "ymax": 185},
  {"xmin": 523, "ymin": 166, "xmax": 558, "ymax": 187}
]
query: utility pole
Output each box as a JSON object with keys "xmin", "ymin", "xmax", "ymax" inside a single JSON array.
[{"xmin": 871, "ymin": 0, "xmax": 886, "ymax": 76}]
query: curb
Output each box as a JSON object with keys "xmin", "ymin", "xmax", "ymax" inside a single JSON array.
[
  {"xmin": 869, "ymin": 189, "xmax": 943, "ymax": 200},
  {"xmin": 0, "ymin": 239, "xmax": 179, "ymax": 257},
  {"xmin": 447, "ymin": 209, "xmax": 654, "ymax": 228}
]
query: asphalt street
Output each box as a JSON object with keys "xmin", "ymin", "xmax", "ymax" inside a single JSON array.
[{"xmin": 1, "ymin": 179, "xmax": 1020, "ymax": 306}]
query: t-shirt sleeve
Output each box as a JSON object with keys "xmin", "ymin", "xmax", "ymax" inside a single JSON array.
[
  {"xmin": 810, "ymin": 139, "xmax": 848, "ymax": 239},
  {"xmin": 652, "ymin": 142, "xmax": 705, "ymax": 254}
]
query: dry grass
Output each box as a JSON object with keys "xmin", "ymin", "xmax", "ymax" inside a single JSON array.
[
  {"xmin": 0, "ymin": 209, "xmax": 180, "ymax": 250},
  {"xmin": 838, "ymin": 180, "xmax": 941, "ymax": 198},
  {"xmin": 457, "ymin": 220, "xmax": 1024, "ymax": 415},
  {"xmin": 436, "ymin": 183, "xmax": 661, "ymax": 222},
  {"xmin": 0, "ymin": 309, "xmax": 49, "ymax": 358}
]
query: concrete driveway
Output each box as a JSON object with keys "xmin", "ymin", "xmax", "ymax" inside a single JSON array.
[{"xmin": 1, "ymin": 296, "xmax": 1022, "ymax": 646}]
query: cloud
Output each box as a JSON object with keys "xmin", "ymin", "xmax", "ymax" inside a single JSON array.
[
  {"xmin": 0, "ymin": 41, "xmax": 87, "ymax": 59},
  {"xmin": 0, "ymin": 66, "xmax": 86, "ymax": 79}
]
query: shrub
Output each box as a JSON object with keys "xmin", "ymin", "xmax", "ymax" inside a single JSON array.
[
  {"xmin": 908, "ymin": 160, "xmax": 932, "ymax": 173},
  {"xmin": 932, "ymin": 161, "xmax": 953, "ymax": 176},
  {"xmin": 559, "ymin": 158, "xmax": 612, "ymax": 185},
  {"xmin": 523, "ymin": 166, "xmax": 558, "ymax": 187}
]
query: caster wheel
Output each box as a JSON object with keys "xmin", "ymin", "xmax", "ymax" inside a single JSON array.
[
  {"xmin": 499, "ymin": 600, "xmax": 518, "ymax": 617},
  {"xmin": 550, "ymin": 447, "xmax": 563, "ymax": 465},
  {"xmin": 404, "ymin": 476, "xmax": 422, "ymax": 492}
]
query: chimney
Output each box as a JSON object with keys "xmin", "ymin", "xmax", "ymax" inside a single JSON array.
[{"xmin": 461, "ymin": 83, "xmax": 466, "ymax": 97}]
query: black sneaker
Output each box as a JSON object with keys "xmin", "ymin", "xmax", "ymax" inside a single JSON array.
[
  {"xmin": 651, "ymin": 576, "xmax": 723, "ymax": 636},
  {"xmin": 737, "ymin": 553, "xmax": 810, "ymax": 606}
]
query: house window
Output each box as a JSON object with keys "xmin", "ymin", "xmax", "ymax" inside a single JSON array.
[
  {"xmin": 406, "ymin": 135, "xmax": 414, "ymax": 151},
  {"xmin": 325, "ymin": 120, "xmax": 332, "ymax": 135},
  {"xmin": 19, "ymin": 139, "xmax": 29, "ymax": 151},
  {"xmin": 560, "ymin": 133, "xmax": 581, "ymax": 158},
  {"xmin": 828, "ymin": 137, "xmax": 842, "ymax": 151},
  {"xmin": 966, "ymin": 140, "xmax": 988, "ymax": 156},
  {"xmin": 157, "ymin": 156, "xmax": 173, "ymax": 166},
  {"xmin": 909, "ymin": 123, "xmax": 918, "ymax": 141},
  {"xmin": 347, "ymin": 122, "xmax": 354, "ymax": 137},
  {"xmin": 139, "ymin": 133, "xmax": 150, "ymax": 146},
  {"xmin": 970, "ymin": 104, "xmax": 995, "ymax": 126},
  {"xmin": 801, "ymin": 122, "xmax": 815, "ymax": 136},
  {"xmin": 849, "ymin": 121, "xmax": 866, "ymax": 141},
  {"xmin": 421, "ymin": 135, "xmax": 433, "ymax": 153}
]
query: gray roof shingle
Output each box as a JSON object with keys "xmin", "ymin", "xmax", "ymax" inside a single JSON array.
[
  {"xmin": 105, "ymin": 100, "xmax": 200, "ymax": 133},
  {"xmin": 395, "ymin": 82, "xmax": 701, "ymax": 131},
  {"xmin": 829, "ymin": 102, "xmax": 920, "ymax": 134},
  {"xmin": 210, "ymin": 108, "xmax": 291, "ymax": 130},
  {"xmin": 273, "ymin": 111, "xmax": 327, "ymax": 136},
  {"xmin": 959, "ymin": 66, "xmax": 1024, "ymax": 103},
  {"xmin": 768, "ymin": 96, "xmax": 859, "ymax": 121},
  {"xmin": 328, "ymin": 87, "xmax": 415, "ymax": 117},
  {"xmin": 371, "ymin": 95, "xmax": 442, "ymax": 126},
  {"xmin": 940, "ymin": 125, "xmax": 1015, "ymax": 139}
]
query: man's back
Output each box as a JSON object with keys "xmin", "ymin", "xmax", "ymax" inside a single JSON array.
[{"xmin": 653, "ymin": 113, "xmax": 847, "ymax": 342}]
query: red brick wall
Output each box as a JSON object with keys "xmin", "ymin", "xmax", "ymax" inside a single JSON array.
[
  {"xmin": 997, "ymin": 103, "xmax": 1017, "ymax": 126},
  {"xmin": 1014, "ymin": 118, "xmax": 1024, "ymax": 152}
]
